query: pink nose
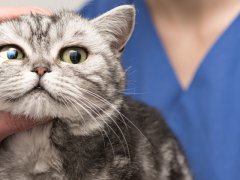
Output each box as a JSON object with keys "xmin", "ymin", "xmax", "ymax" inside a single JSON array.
[{"xmin": 34, "ymin": 67, "xmax": 49, "ymax": 76}]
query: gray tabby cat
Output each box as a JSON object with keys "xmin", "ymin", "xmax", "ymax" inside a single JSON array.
[{"xmin": 0, "ymin": 5, "xmax": 192, "ymax": 180}]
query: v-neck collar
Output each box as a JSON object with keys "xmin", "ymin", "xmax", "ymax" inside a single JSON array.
[
  {"xmin": 186, "ymin": 13, "xmax": 240, "ymax": 93},
  {"xmin": 132, "ymin": 0, "xmax": 240, "ymax": 115},
  {"xmin": 140, "ymin": 0, "xmax": 240, "ymax": 93}
]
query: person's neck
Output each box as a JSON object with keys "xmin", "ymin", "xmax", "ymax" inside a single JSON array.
[
  {"xmin": 146, "ymin": 0, "xmax": 240, "ymax": 89},
  {"xmin": 146, "ymin": 0, "xmax": 240, "ymax": 24}
]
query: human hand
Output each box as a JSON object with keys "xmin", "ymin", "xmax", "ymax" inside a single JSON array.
[
  {"xmin": 0, "ymin": 7, "xmax": 51, "ymax": 21},
  {"xmin": 0, "ymin": 7, "xmax": 52, "ymax": 142},
  {"xmin": 0, "ymin": 113, "xmax": 48, "ymax": 142}
]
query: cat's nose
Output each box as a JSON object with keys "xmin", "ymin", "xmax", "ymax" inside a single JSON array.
[{"xmin": 33, "ymin": 67, "xmax": 50, "ymax": 77}]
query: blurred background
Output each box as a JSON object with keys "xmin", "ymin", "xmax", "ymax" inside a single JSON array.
[{"xmin": 0, "ymin": 0, "xmax": 87, "ymax": 11}]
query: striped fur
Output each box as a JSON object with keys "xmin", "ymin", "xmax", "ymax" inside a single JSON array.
[{"xmin": 0, "ymin": 5, "xmax": 192, "ymax": 180}]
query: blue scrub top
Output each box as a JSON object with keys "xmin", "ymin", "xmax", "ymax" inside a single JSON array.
[{"xmin": 79, "ymin": 1, "xmax": 240, "ymax": 179}]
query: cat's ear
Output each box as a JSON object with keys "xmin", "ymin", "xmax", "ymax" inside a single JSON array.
[{"xmin": 91, "ymin": 5, "xmax": 135, "ymax": 52}]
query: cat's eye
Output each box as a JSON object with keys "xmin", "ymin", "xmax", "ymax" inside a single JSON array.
[
  {"xmin": 0, "ymin": 46, "xmax": 24, "ymax": 60},
  {"xmin": 60, "ymin": 47, "xmax": 88, "ymax": 64}
]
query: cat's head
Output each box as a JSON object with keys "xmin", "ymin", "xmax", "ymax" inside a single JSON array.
[{"xmin": 0, "ymin": 5, "xmax": 135, "ymax": 131}]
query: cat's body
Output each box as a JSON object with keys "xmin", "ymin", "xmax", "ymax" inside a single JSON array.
[
  {"xmin": 0, "ymin": 98, "xmax": 191, "ymax": 180},
  {"xmin": 0, "ymin": 6, "xmax": 192, "ymax": 180}
]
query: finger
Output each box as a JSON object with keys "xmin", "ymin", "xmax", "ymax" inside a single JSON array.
[
  {"xmin": 0, "ymin": 112, "xmax": 51, "ymax": 141},
  {"xmin": 0, "ymin": 7, "xmax": 52, "ymax": 21}
]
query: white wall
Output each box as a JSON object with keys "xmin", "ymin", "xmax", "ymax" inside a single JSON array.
[{"xmin": 0, "ymin": 0, "xmax": 87, "ymax": 11}]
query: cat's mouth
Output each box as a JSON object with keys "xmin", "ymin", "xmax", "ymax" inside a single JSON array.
[
  {"xmin": 13, "ymin": 83, "xmax": 54, "ymax": 101},
  {"xmin": 27, "ymin": 85, "xmax": 49, "ymax": 97},
  {"xmin": 29, "ymin": 84, "xmax": 55, "ymax": 99},
  {"xmin": 28, "ymin": 85, "xmax": 65, "ymax": 105},
  {"xmin": 33, "ymin": 84, "xmax": 44, "ymax": 91},
  {"xmin": 6, "ymin": 82, "xmax": 62, "ymax": 105},
  {"xmin": 5, "ymin": 84, "xmax": 51, "ymax": 102}
]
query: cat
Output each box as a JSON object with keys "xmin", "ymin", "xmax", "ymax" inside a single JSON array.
[{"xmin": 0, "ymin": 5, "xmax": 192, "ymax": 180}]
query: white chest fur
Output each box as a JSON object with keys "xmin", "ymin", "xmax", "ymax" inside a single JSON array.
[{"xmin": 0, "ymin": 123, "xmax": 64, "ymax": 179}]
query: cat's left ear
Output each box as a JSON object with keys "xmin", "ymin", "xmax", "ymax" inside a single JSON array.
[{"xmin": 91, "ymin": 5, "xmax": 135, "ymax": 52}]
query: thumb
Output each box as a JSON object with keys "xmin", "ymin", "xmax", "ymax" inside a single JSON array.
[{"xmin": 0, "ymin": 112, "xmax": 50, "ymax": 142}]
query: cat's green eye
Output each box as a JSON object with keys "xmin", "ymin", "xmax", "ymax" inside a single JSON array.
[
  {"xmin": 60, "ymin": 47, "xmax": 88, "ymax": 64},
  {"xmin": 0, "ymin": 46, "xmax": 24, "ymax": 60}
]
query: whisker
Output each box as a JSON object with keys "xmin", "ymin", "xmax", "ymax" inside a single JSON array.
[
  {"xmin": 77, "ymin": 87, "xmax": 148, "ymax": 141},
  {"xmin": 76, "ymin": 97, "xmax": 116, "ymax": 158},
  {"xmin": 77, "ymin": 95, "xmax": 132, "ymax": 158},
  {"xmin": 71, "ymin": 91, "xmax": 131, "ymax": 159},
  {"xmin": 59, "ymin": 92, "xmax": 108, "ymax": 148}
]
